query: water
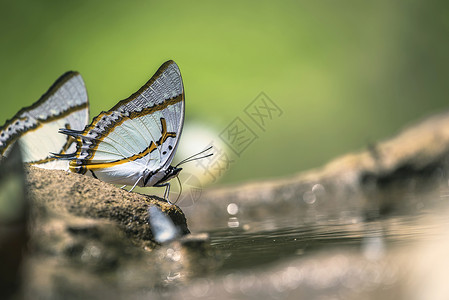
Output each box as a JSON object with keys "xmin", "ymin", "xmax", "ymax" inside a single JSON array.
[
  {"xmin": 206, "ymin": 211, "xmax": 443, "ymax": 274},
  {"xmin": 210, "ymin": 223, "xmax": 362, "ymax": 272},
  {"xmin": 155, "ymin": 208, "xmax": 447, "ymax": 300},
  {"xmin": 162, "ymin": 169, "xmax": 449, "ymax": 300}
]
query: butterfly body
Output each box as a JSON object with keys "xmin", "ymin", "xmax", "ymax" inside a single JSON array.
[{"xmin": 59, "ymin": 61, "xmax": 185, "ymax": 191}]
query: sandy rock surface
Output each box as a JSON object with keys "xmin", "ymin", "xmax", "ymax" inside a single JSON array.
[{"xmin": 25, "ymin": 166, "xmax": 189, "ymax": 245}]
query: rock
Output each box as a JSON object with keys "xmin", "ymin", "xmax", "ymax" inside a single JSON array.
[
  {"xmin": 15, "ymin": 165, "xmax": 213, "ymax": 299},
  {"xmin": 25, "ymin": 166, "xmax": 190, "ymax": 245}
]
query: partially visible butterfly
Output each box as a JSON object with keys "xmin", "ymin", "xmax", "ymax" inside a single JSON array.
[
  {"xmin": 55, "ymin": 61, "xmax": 210, "ymax": 201},
  {"xmin": 0, "ymin": 72, "xmax": 89, "ymax": 170}
]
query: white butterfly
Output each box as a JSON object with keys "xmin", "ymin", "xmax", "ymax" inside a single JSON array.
[
  {"xmin": 0, "ymin": 71, "xmax": 89, "ymax": 170},
  {"xmin": 56, "ymin": 61, "xmax": 200, "ymax": 200}
]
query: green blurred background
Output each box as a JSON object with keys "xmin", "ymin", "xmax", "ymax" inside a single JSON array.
[{"xmin": 1, "ymin": 0, "xmax": 449, "ymax": 185}]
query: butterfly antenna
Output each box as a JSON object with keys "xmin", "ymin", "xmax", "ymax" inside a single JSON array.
[{"xmin": 176, "ymin": 146, "xmax": 213, "ymax": 167}]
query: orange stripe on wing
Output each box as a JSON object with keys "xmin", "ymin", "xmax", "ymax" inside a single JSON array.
[{"xmin": 70, "ymin": 141, "xmax": 158, "ymax": 171}]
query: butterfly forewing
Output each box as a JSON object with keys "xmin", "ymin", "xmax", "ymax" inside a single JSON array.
[
  {"xmin": 0, "ymin": 72, "xmax": 89, "ymax": 170},
  {"xmin": 66, "ymin": 60, "xmax": 185, "ymax": 187}
]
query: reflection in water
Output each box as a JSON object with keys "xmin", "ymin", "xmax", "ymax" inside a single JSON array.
[{"xmin": 227, "ymin": 217, "xmax": 240, "ymax": 228}]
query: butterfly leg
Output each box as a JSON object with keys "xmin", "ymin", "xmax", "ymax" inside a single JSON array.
[
  {"xmin": 129, "ymin": 176, "xmax": 143, "ymax": 192},
  {"xmin": 155, "ymin": 182, "xmax": 172, "ymax": 204}
]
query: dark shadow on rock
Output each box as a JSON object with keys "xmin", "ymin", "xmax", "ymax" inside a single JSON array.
[{"xmin": 0, "ymin": 142, "xmax": 28, "ymax": 298}]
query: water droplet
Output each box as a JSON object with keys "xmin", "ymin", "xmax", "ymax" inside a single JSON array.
[
  {"xmin": 302, "ymin": 191, "xmax": 316, "ymax": 204},
  {"xmin": 227, "ymin": 203, "xmax": 239, "ymax": 215},
  {"xmin": 312, "ymin": 183, "xmax": 325, "ymax": 195}
]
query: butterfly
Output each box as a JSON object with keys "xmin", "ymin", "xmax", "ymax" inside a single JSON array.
[
  {"xmin": 55, "ymin": 60, "xmax": 205, "ymax": 201},
  {"xmin": 0, "ymin": 71, "xmax": 89, "ymax": 170}
]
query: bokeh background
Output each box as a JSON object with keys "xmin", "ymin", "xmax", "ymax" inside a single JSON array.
[{"xmin": 1, "ymin": 0, "xmax": 449, "ymax": 186}]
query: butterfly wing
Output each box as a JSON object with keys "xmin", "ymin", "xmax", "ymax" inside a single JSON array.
[
  {"xmin": 0, "ymin": 72, "xmax": 89, "ymax": 170},
  {"xmin": 63, "ymin": 60, "xmax": 185, "ymax": 187}
]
